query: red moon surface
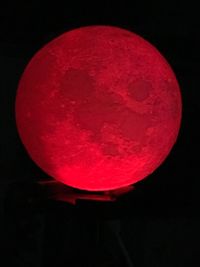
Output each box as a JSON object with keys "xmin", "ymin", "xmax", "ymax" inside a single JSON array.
[{"xmin": 15, "ymin": 26, "xmax": 182, "ymax": 191}]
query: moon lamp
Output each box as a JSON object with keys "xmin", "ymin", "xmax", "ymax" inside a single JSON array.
[{"xmin": 15, "ymin": 25, "xmax": 182, "ymax": 193}]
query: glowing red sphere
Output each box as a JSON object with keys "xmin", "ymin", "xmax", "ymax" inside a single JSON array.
[{"xmin": 15, "ymin": 26, "xmax": 182, "ymax": 191}]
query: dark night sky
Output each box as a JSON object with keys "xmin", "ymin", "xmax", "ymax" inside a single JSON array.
[{"xmin": 0, "ymin": 1, "xmax": 200, "ymax": 266}]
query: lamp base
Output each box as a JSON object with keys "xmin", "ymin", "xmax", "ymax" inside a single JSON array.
[{"xmin": 39, "ymin": 180, "xmax": 134, "ymax": 205}]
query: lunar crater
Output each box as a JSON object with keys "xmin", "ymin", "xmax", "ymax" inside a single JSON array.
[{"xmin": 128, "ymin": 80, "xmax": 152, "ymax": 102}]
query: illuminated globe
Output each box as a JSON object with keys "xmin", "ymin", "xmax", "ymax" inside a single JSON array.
[{"xmin": 15, "ymin": 25, "xmax": 182, "ymax": 191}]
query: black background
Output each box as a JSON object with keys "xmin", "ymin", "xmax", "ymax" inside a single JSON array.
[{"xmin": 0, "ymin": 1, "xmax": 199, "ymax": 266}]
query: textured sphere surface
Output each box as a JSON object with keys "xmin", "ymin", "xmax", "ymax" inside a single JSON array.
[{"xmin": 15, "ymin": 26, "xmax": 182, "ymax": 191}]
